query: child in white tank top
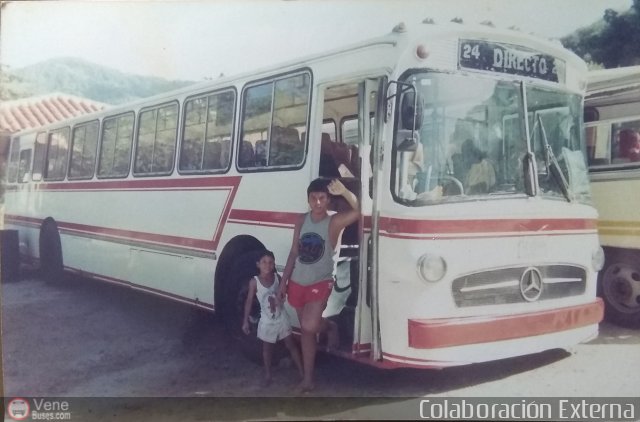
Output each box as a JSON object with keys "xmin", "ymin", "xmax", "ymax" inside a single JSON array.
[{"xmin": 242, "ymin": 250, "xmax": 303, "ymax": 386}]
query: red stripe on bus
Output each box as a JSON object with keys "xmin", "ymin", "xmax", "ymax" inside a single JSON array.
[
  {"xmin": 380, "ymin": 217, "xmax": 597, "ymax": 235},
  {"xmin": 212, "ymin": 180, "xmax": 241, "ymax": 247},
  {"xmin": 4, "ymin": 177, "xmax": 241, "ymax": 252},
  {"xmin": 6, "ymin": 214, "xmax": 214, "ymax": 251},
  {"xmin": 61, "ymin": 221, "xmax": 214, "ymax": 250},
  {"xmin": 408, "ymin": 298, "xmax": 604, "ymax": 349},
  {"xmin": 228, "ymin": 209, "xmax": 301, "ymax": 226},
  {"xmin": 380, "ymin": 231, "xmax": 597, "ymax": 240},
  {"xmin": 5, "ymin": 215, "xmax": 41, "ymax": 225},
  {"xmin": 33, "ymin": 176, "xmax": 242, "ymax": 191}
]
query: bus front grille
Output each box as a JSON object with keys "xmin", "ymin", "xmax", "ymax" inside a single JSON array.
[{"xmin": 451, "ymin": 265, "xmax": 587, "ymax": 307}]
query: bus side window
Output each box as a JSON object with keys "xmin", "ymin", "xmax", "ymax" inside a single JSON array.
[
  {"xmin": 270, "ymin": 126, "xmax": 302, "ymax": 166},
  {"xmin": 180, "ymin": 90, "xmax": 235, "ymax": 174},
  {"xmin": 6, "ymin": 138, "xmax": 20, "ymax": 183},
  {"xmin": 238, "ymin": 140, "xmax": 255, "ymax": 168},
  {"xmin": 69, "ymin": 120, "xmax": 99, "ymax": 180},
  {"xmin": 18, "ymin": 149, "xmax": 32, "ymax": 183},
  {"xmin": 134, "ymin": 103, "xmax": 178, "ymax": 175},
  {"xmin": 44, "ymin": 127, "xmax": 70, "ymax": 181},
  {"xmin": 98, "ymin": 113, "xmax": 134, "ymax": 178},
  {"xmin": 254, "ymin": 140, "xmax": 267, "ymax": 166},
  {"xmin": 32, "ymin": 132, "xmax": 47, "ymax": 181},
  {"xmin": 202, "ymin": 140, "xmax": 222, "ymax": 169},
  {"xmin": 585, "ymin": 124, "xmax": 611, "ymax": 166},
  {"xmin": 615, "ymin": 127, "xmax": 640, "ymax": 163},
  {"xmin": 239, "ymin": 71, "xmax": 310, "ymax": 170}
]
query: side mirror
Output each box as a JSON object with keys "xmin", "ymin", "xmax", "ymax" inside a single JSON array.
[
  {"xmin": 522, "ymin": 151, "xmax": 537, "ymax": 196},
  {"xmin": 400, "ymin": 91, "xmax": 424, "ymax": 131}
]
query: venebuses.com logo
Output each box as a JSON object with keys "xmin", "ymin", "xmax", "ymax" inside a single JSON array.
[
  {"xmin": 7, "ymin": 398, "xmax": 30, "ymax": 420},
  {"xmin": 6, "ymin": 397, "xmax": 72, "ymax": 421}
]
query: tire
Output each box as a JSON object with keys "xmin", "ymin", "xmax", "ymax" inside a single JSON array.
[
  {"xmin": 598, "ymin": 249, "xmax": 640, "ymax": 328},
  {"xmin": 214, "ymin": 235, "xmax": 265, "ymax": 316},
  {"xmin": 39, "ymin": 218, "xmax": 64, "ymax": 282}
]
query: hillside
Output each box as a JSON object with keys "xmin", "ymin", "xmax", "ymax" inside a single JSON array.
[{"xmin": 2, "ymin": 57, "xmax": 196, "ymax": 105}]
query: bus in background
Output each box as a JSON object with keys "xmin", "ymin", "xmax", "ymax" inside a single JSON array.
[
  {"xmin": 4, "ymin": 21, "xmax": 603, "ymax": 369},
  {"xmin": 584, "ymin": 66, "xmax": 640, "ymax": 327}
]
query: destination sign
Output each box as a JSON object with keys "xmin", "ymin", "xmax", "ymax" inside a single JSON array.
[{"xmin": 458, "ymin": 39, "xmax": 565, "ymax": 83}]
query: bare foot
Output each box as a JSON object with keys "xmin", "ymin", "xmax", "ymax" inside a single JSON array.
[{"xmin": 295, "ymin": 381, "xmax": 315, "ymax": 394}]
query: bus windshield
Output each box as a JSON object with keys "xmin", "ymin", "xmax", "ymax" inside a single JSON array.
[{"xmin": 392, "ymin": 72, "xmax": 591, "ymax": 205}]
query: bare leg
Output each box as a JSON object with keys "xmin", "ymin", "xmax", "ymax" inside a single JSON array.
[
  {"xmin": 283, "ymin": 334, "xmax": 304, "ymax": 379},
  {"xmin": 262, "ymin": 341, "xmax": 274, "ymax": 386},
  {"xmin": 295, "ymin": 300, "xmax": 327, "ymax": 392}
]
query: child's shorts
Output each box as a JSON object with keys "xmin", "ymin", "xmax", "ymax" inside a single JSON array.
[
  {"xmin": 257, "ymin": 317, "xmax": 292, "ymax": 344},
  {"xmin": 287, "ymin": 279, "xmax": 334, "ymax": 309}
]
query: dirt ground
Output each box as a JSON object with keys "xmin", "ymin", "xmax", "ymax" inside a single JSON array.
[{"xmin": 2, "ymin": 270, "xmax": 639, "ymax": 420}]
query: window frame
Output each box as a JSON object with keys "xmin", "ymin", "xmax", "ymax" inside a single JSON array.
[
  {"xmin": 32, "ymin": 131, "xmax": 48, "ymax": 182},
  {"xmin": 340, "ymin": 113, "xmax": 375, "ymax": 146},
  {"xmin": 68, "ymin": 119, "xmax": 100, "ymax": 181},
  {"xmin": 237, "ymin": 68, "xmax": 313, "ymax": 173},
  {"xmin": 586, "ymin": 116, "xmax": 640, "ymax": 172},
  {"xmin": 96, "ymin": 111, "xmax": 136, "ymax": 180},
  {"xmin": 6, "ymin": 137, "xmax": 20, "ymax": 183},
  {"xmin": 133, "ymin": 101, "xmax": 180, "ymax": 177},
  {"xmin": 177, "ymin": 87, "xmax": 237, "ymax": 176},
  {"xmin": 43, "ymin": 126, "xmax": 71, "ymax": 181},
  {"xmin": 17, "ymin": 148, "xmax": 33, "ymax": 183}
]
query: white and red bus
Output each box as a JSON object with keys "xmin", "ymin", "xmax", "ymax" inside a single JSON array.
[
  {"xmin": 4, "ymin": 21, "xmax": 604, "ymax": 368},
  {"xmin": 584, "ymin": 66, "xmax": 640, "ymax": 327}
]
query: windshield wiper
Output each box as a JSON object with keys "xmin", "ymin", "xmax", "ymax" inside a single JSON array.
[{"xmin": 536, "ymin": 114, "xmax": 571, "ymax": 202}]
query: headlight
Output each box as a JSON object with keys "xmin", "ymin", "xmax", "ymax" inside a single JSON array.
[
  {"xmin": 592, "ymin": 247, "xmax": 605, "ymax": 272},
  {"xmin": 417, "ymin": 254, "xmax": 447, "ymax": 282}
]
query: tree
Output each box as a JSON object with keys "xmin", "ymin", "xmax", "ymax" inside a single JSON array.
[
  {"xmin": 562, "ymin": 4, "xmax": 640, "ymax": 67},
  {"xmin": 0, "ymin": 65, "xmax": 32, "ymax": 101}
]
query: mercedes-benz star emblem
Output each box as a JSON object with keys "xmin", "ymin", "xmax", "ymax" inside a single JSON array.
[{"xmin": 520, "ymin": 267, "xmax": 543, "ymax": 302}]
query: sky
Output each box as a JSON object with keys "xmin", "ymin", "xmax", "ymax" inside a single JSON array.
[{"xmin": 0, "ymin": 0, "xmax": 634, "ymax": 81}]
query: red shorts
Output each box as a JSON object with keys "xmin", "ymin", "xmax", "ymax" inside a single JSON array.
[{"xmin": 287, "ymin": 279, "xmax": 334, "ymax": 309}]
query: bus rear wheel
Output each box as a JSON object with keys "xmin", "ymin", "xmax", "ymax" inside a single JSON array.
[
  {"xmin": 39, "ymin": 218, "xmax": 64, "ymax": 282},
  {"xmin": 599, "ymin": 250, "xmax": 640, "ymax": 328}
]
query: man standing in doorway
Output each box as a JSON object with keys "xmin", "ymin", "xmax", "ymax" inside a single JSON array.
[{"xmin": 279, "ymin": 178, "xmax": 359, "ymax": 393}]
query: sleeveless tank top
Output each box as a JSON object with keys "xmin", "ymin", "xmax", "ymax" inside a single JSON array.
[
  {"xmin": 255, "ymin": 274, "xmax": 283, "ymax": 321},
  {"xmin": 291, "ymin": 212, "xmax": 337, "ymax": 286}
]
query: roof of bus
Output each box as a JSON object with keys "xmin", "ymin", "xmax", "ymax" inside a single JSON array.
[
  {"xmin": 588, "ymin": 66, "xmax": 640, "ymax": 89},
  {"xmin": 9, "ymin": 21, "xmax": 584, "ymax": 138},
  {"xmin": 586, "ymin": 66, "xmax": 640, "ymax": 101}
]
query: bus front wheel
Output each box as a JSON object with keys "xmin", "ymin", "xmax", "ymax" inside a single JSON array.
[
  {"xmin": 39, "ymin": 218, "xmax": 64, "ymax": 282},
  {"xmin": 599, "ymin": 250, "xmax": 640, "ymax": 328}
]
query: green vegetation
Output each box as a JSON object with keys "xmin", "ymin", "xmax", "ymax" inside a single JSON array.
[
  {"xmin": 1, "ymin": 57, "xmax": 195, "ymax": 104},
  {"xmin": 562, "ymin": 0, "xmax": 640, "ymax": 68}
]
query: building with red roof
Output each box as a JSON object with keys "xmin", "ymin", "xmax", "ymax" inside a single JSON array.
[
  {"xmin": 0, "ymin": 93, "xmax": 107, "ymax": 162},
  {"xmin": 0, "ymin": 93, "xmax": 107, "ymax": 133}
]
